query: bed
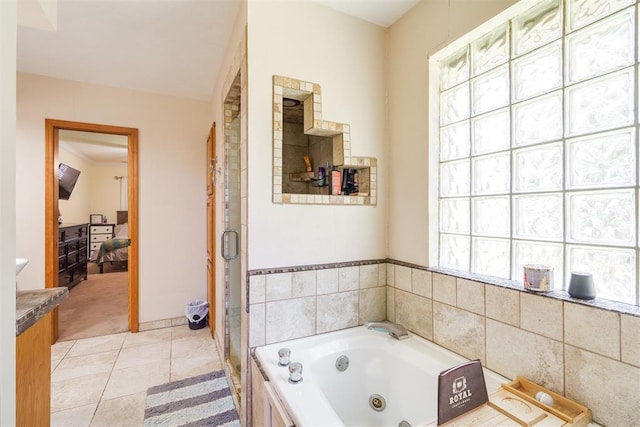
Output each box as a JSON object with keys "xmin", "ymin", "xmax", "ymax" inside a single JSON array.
[{"xmin": 90, "ymin": 222, "xmax": 130, "ymax": 273}]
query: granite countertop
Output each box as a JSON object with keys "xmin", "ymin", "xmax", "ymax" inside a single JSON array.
[{"xmin": 16, "ymin": 288, "xmax": 68, "ymax": 336}]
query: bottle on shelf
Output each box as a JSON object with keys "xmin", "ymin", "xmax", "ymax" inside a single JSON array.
[{"xmin": 331, "ymin": 166, "xmax": 341, "ymax": 195}]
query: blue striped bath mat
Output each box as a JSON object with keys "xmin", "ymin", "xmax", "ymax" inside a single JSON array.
[{"xmin": 144, "ymin": 370, "xmax": 240, "ymax": 426}]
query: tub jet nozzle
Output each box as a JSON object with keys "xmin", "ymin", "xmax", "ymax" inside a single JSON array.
[{"xmin": 369, "ymin": 394, "xmax": 386, "ymax": 412}]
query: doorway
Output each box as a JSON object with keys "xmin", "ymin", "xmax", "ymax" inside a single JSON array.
[{"xmin": 45, "ymin": 119, "xmax": 139, "ymax": 342}]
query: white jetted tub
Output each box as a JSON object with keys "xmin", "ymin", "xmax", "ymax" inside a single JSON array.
[{"xmin": 255, "ymin": 325, "xmax": 508, "ymax": 427}]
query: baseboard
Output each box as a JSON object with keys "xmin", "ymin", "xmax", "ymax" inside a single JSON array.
[{"xmin": 139, "ymin": 316, "xmax": 188, "ymax": 331}]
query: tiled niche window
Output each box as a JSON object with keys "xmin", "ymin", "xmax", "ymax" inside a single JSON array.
[
  {"xmin": 431, "ymin": 0, "xmax": 640, "ymax": 306},
  {"xmin": 272, "ymin": 76, "xmax": 377, "ymax": 206}
]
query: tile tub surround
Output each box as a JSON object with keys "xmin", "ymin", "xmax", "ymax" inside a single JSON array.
[
  {"xmin": 248, "ymin": 260, "xmax": 640, "ymax": 426},
  {"xmin": 248, "ymin": 260, "xmax": 387, "ymax": 348},
  {"xmin": 389, "ymin": 263, "xmax": 640, "ymax": 427}
]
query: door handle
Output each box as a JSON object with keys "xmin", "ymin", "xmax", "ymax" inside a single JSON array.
[
  {"xmin": 209, "ymin": 157, "xmax": 222, "ymax": 187},
  {"xmin": 221, "ymin": 229, "xmax": 239, "ymax": 260}
]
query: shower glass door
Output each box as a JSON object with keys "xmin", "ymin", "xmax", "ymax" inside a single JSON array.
[{"xmin": 223, "ymin": 74, "xmax": 242, "ymax": 376}]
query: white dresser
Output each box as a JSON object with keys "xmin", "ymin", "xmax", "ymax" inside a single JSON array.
[{"xmin": 89, "ymin": 224, "xmax": 115, "ymax": 259}]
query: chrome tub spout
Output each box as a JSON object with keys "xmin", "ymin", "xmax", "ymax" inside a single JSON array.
[{"xmin": 365, "ymin": 321, "xmax": 409, "ymax": 340}]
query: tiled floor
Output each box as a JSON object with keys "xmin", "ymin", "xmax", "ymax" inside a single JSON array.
[{"xmin": 50, "ymin": 325, "xmax": 224, "ymax": 426}]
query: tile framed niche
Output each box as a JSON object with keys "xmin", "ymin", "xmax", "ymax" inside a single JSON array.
[{"xmin": 272, "ymin": 75, "xmax": 377, "ymax": 205}]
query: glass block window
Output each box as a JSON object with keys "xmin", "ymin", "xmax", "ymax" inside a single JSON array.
[{"xmin": 435, "ymin": 0, "xmax": 640, "ymax": 306}]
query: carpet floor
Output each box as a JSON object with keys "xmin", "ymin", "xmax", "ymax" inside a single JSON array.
[
  {"xmin": 144, "ymin": 371, "xmax": 240, "ymax": 427},
  {"xmin": 57, "ymin": 268, "xmax": 128, "ymax": 341}
]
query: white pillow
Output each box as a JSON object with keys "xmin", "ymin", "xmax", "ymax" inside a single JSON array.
[{"xmin": 115, "ymin": 223, "xmax": 129, "ymax": 238}]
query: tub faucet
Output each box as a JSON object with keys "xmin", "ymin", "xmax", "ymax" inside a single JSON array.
[{"xmin": 365, "ymin": 321, "xmax": 409, "ymax": 340}]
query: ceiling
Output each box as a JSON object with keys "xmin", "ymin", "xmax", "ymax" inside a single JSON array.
[
  {"xmin": 312, "ymin": 0, "xmax": 420, "ymax": 28},
  {"xmin": 17, "ymin": 0, "xmax": 419, "ymax": 103},
  {"xmin": 18, "ymin": 0, "xmax": 418, "ymax": 161},
  {"xmin": 59, "ymin": 130, "xmax": 128, "ymax": 164},
  {"xmin": 17, "ymin": 0, "xmax": 241, "ymax": 102}
]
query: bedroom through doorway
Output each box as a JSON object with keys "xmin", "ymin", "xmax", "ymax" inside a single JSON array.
[{"xmin": 45, "ymin": 119, "xmax": 139, "ymax": 343}]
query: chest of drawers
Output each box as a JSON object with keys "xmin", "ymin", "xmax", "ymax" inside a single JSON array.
[
  {"xmin": 58, "ymin": 223, "xmax": 88, "ymax": 288},
  {"xmin": 89, "ymin": 224, "xmax": 115, "ymax": 258}
]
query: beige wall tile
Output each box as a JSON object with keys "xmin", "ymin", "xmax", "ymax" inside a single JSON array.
[
  {"xmin": 565, "ymin": 345, "xmax": 640, "ymax": 427},
  {"xmin": 249, "ymin": 274, "xmax": 266, "ymax": 304},
  {"xmin": 339, "ymin": 266, "xmax": 359, "ymax": 291},
  {"xmin": 317, "ymin": 268, "xmax": 339, "ymax": 294},
  {"xmin": 485, "ymin": 286, "xmax": 520, "ymax": 326},
  {"xmin": 387, "ymin": 263, "xmax": 395, "ymax": 287},
  {"xmin": 621, "ymin": 314, "xmax": 640, "ymax": 367},
  {"xmin": 412, "ymin": 269, "xmax": 432, "ymax": 298},
  {"xmin": 457, "ymin": 278, "xmax": 485, "ymax": 315},
  {"xmin": 378, "ymin": 263, "xmax": 387, "ymax": 286},
  {"xmin": 265, "ymin": 272, "xmax": 292, "ymax": 301},
  {"xmin": 433, "ymin": 273, "xmax": 456, "ymax": 306},
  {"xmin": 359, "ymin": 287, "xmax": 386, "ymax": 324},
  {"xmin": 486, "ymin": 319, "xmax": 564, "ymax": 393},
  {"xmin": 520, "ymin": 293, "xmax": 563, "ymax": 340},
  {"xmin": 564, "ymin": 302, "xmax": 620, "ymax": 359},
  {"xmin": 433, "ymin": 301, "xmax": 484, "ymax": 362},
  {"xmin": 395, "ymin": 290, "xmax": 433, "ymax": 339},
  {"xmin": 265, "ymin": 297, "xmax": 316, "ymax": 344},
  {"xmin": 386, "ymin": 286, "xmax": 395, "ymax": 322},
  {"xmin": 249, "ymin": 303, "xmax": 266, "ymax": 348},
  {"xmin": 359, "ymin": 264, "xmax": 379, "ymax": 288},
  {"xmin": 395, "ymin": 265, "xmax": 412, "ymax": 291},
  {"xmin": 317, "ymin": 291, "xmax": 359, "ymax": 333},
  {"xmin": 292, "ymin": 270, "xmax": 316, "ymax": 297}
]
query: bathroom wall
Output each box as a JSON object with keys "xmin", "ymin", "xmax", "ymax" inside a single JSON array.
[
  {"xmin": 56, "ymin": 149, "xmax": 126, "ymax": 225},
  {"xmin": 246, "ymin": 0, "xmax": 387, "ymax": 269},
  {"xmin": 381, "ymin": 1, "xmax": 639, "ymax": 424},
  {"xmin": 87, "ymin": 163, "xmax": 128, "ymax": 225},
  {"xmin": 16, "ymin": 73, "xmax": 211, "ymax": 322},
  {"xmin": 0, "ymin": 1, "xmax": 17, "ymax": 423},
  {"xmin": 386, "ymin": 0, "xmax": 517, "ymax": 264},
  {"xmin": 58, "ymin": 147, "xmax": 92, "ymax": 224}
]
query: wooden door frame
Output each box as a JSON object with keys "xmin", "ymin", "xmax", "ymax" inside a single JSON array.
[{"xmin": 45, "ymin": 119, "xmax": 139, "ymax": 341}]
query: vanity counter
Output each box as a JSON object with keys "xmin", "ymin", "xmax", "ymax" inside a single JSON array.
[{"xmin": 16, "ymin": 287, "xmax": 68, "ymax": 336}]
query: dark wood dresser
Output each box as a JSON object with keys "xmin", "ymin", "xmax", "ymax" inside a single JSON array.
[{"xmin": 58, "ymin": 223, "xmax": 88, "ymax": 289}]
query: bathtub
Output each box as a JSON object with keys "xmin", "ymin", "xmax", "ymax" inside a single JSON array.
[{"xmin": 255, "ymin": 326, "xmax": 508, "ymax": 427}]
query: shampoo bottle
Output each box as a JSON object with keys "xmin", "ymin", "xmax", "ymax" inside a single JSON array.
[{"xmin": 331, "ymin": 167, "xmax": 341, "ymax": 195}]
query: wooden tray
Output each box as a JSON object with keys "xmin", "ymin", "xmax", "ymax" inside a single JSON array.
[
  {"xmin": 423, "ymin": 377, "xmax": 592, "ymax": 427},
  {"xmin": 501, "ymin": 377, "xmax": 591, "ymax": 426}
]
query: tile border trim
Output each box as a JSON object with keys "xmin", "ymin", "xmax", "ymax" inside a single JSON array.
[{"xmin": 247, "ymin": 258, "xmax": 640, "ymax": 318}]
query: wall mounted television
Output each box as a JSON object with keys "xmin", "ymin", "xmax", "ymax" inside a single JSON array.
[{"xmin": 58, "ymin": 163, "xmax": 81, "ymax": 200}]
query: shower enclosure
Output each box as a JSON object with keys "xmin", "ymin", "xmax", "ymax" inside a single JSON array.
[{"xmin": 223, "ymin": 73, "xmax": 242, "ymax": 377}]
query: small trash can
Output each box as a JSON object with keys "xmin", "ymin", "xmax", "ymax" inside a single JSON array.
[{"xmin": 185, "ymin": 300, "xmax": 209, "ymax": 330}]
